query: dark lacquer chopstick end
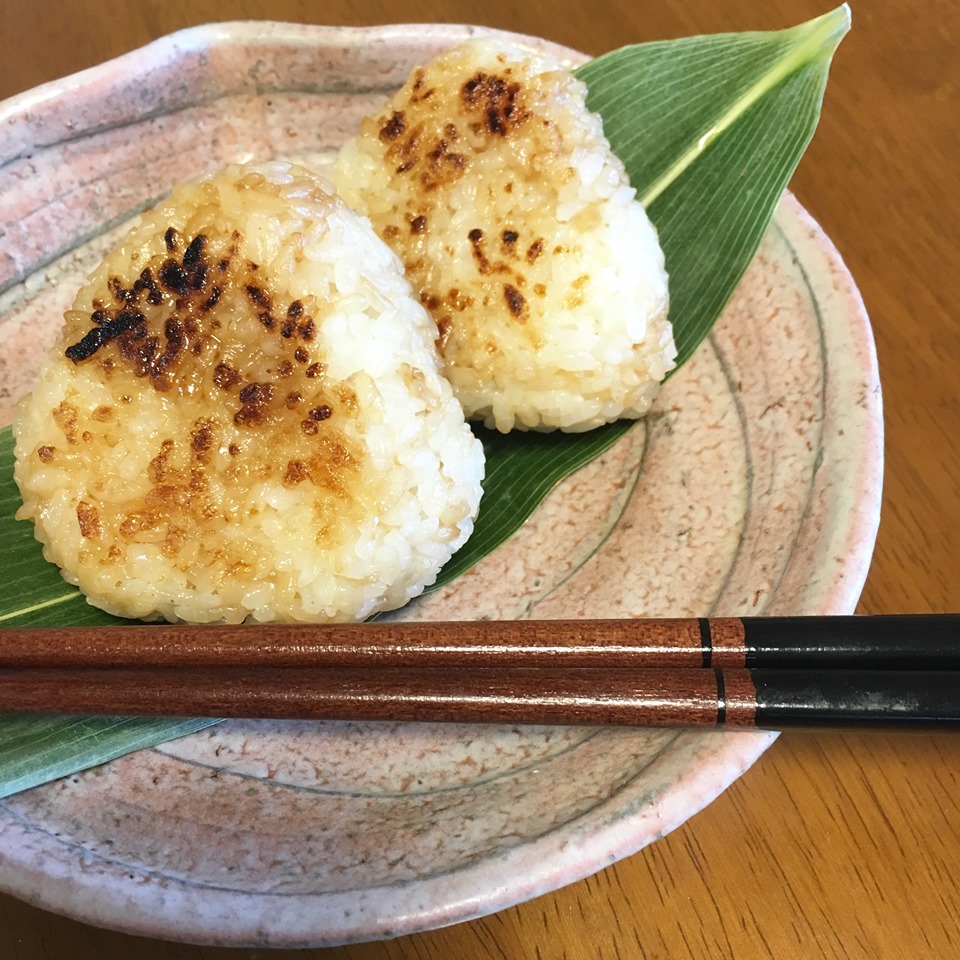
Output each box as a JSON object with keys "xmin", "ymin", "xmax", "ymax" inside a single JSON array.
[
  {"xmin": 751, "ymin": 669, "xmax": 960, "ymax": 730},
  {"xmin": 741, "ymin": 615, "xmax": 960, "ymax": 670}
]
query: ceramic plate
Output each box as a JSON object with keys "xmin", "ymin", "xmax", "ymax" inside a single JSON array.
[{"xmin": 0, "ymin": 22, "xmax": 882, "ymax": 948}]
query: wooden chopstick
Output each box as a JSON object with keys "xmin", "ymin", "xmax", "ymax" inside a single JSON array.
[
  {"xmin": 2, "ymin": 664, "xmax": 959, "ymax": 729},
  {"xmin": 2, "ymin": 614, "xmax": 959, "ymax": 669},
  {"xmin": 1, "ymin": 616, "xmax": 959, "ymax": 728}
]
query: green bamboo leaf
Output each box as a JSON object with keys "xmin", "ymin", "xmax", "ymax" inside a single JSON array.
[
  {"xmin": 578, "ymin": 4, "xmax": 850, "ymax": 368},
  {"xmin": 0, "ymin": 715, "xmax": 214, "ymax": 799},
  {"xmin": 0, "ymin": 7, "xmax": 848, "ymax": 798}
]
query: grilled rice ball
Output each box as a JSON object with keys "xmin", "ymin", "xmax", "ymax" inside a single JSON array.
[
  {"xmin": 14, "ymin": 161, "xmax": 484, "ymax": 623},
  {"xmin": 332, "ymin": 38, "xmax": 676, "ymax": 433}
]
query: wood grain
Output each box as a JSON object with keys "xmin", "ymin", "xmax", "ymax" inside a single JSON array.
[
  {"xmin": 8, "ymin": 616, "xmax": 960, "ymax": 670},
  {"xmin": 0, "ymin": 619, "xmax": 711, "ymax": 668},
  {"xmin": 2, "ymin": 0, "xmax": 959, "ymax": 957},
  {"xmin": 0, "ymin": 665, "xmax": 741, "ymax": 726}
]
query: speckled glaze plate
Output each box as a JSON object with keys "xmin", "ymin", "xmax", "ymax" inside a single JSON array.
[{"xmin": 0, "ymin": 22, "xmax": 882, "ymax": 948}]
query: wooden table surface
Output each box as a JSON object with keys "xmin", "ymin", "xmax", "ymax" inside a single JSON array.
[{"xmin": 1, "ymin": 0, "xmax": 957, "ymax": 957}]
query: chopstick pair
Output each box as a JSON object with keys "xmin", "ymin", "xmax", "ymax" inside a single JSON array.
[{"xmin": 1, "ymin": 615, "xmax": 959, "ymax": 730}]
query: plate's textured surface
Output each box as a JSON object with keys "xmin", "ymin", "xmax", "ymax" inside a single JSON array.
[{"xmin": 0, "ymin": 22, "xmax": 881, "ymax": 948}]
